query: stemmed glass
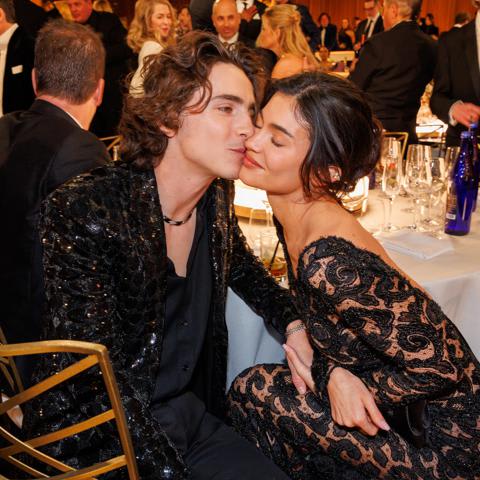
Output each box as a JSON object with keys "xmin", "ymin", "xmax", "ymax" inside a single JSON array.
[
  {"xmin": 381, "ymin": 139, "xmax": 402, "ymax": 231},
  {"xmin": 403, "ymin": 145, "xmax": 431, "ymax": 230}
]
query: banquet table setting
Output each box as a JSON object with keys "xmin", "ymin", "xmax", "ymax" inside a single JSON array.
[{"xmin": 226, "ymin": 180, "xmax": 480, "ymax": 388}]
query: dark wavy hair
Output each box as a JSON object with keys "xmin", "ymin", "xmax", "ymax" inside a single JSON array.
[
  {"xmin": 265, "ymin": 72, "xmax": 381, "ymax": 201},
  {"xmin": 119, "ymin": 31, "xmax": 267, "ymax": 169}
]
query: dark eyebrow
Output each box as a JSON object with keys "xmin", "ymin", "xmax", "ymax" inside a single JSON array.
[{"xmin": 270, "ymin": 123, "xmax": 294, "ymax": 138}]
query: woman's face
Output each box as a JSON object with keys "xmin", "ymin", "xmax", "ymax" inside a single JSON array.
[
  {"xmin": 257, "ymin": 18, "xmax": 279, "ymax": 50},
  {"xmin": 341, "ymin": 18, "xmax": 348, "ymax": 29},
  {"xmin": 149, "ymin": 3, "xmax": 173, "ymax": 40},
  {"xmin": 240, "ymin": 92, "xmax": 311, "ymax": 197},
  {"xmin": 178, "ymin": 7, "xmax": 191, "ymax": 29}
]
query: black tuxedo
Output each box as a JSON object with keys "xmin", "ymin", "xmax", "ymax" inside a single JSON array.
[
  {"xmin": 2, "ymin": 26, "xmax": 34, "ymax": 115},
  {"xmin": 319, "ymin": 23, "xmax": 338, "ymax": 51},
  {"xmin": 0, "ymin": 99, "xmax": 109, "ymax": 382},
  {"xmin": 350, "ymin": 21, "xmax": 437, "ymax": 142},
  {"xmin": 355, "ymin": 15, "xmax": 384, "ymax": 43},
  {"xmin": 85, "ymin": 11, "xmax": 134, "ymax": 137},
  {"xmin": 430, "ymin": 20, "xmax": 480, "ymax": 146}
]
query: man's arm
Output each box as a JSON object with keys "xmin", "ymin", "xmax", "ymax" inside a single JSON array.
[
  {"xmin": 430, "ymin": 36, "xmax": 480, "ymax": 127},
  {"xmin": 39, "ymin": 186, "xmax": 187, "ymax": 479},
  {"xmin": 228, "ymin": 214, "xmax": 298, "ymax": 334}
]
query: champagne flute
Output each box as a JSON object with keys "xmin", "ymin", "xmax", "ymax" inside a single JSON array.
[
  {"xmin": 381, "ymin": 141, "xmax": 402, "ymax": 231},
  {"xmin": 403, "ymin": 146, "xmax": 430, "ymax": 230}
]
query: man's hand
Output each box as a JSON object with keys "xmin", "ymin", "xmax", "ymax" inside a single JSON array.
[
  {"xmin": 451, "ymin": 102, "xmax": 480, "ymax": 127},
  {"xmin": 327, "ymin": 367, "xmax": 390, "ymax": 436},
  {"xmin": 283, "ymin": 335, "xmax": 314, "ymax": 394},
  {"xmin": 241, "ymin": 5, "xmax": 257, "ymax": 22}
]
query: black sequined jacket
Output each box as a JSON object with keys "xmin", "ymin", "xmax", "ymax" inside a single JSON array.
[{"xmin": 24, "ymin": 162, "xmax": 298, "ymax": 479}]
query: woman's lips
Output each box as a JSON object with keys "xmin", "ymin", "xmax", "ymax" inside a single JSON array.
[{"xmin": 243, "ymin": 154, "xmax": 263, "ymax": 168}]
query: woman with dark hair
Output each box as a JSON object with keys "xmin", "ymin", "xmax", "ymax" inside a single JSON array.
[{"xmin": 228, "ymin": 72, "xmax": 480, "ymax": 479}]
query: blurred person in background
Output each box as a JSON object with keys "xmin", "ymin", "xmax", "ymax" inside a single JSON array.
[
  {"xmin": 0, "ymin": 19, "xmax": 109, "ymax": 386},
  {"xmin": 317, "ymin": 12, "xmax": 337, "ymax": 51},
  {"xmin": 257, "ymin": 3, "xmax": 317, "ymax": 79},
  {"xmin": 423, "ymin": 12, "xmax": 439, "ymax": 39},
  {"xmin": 274, "ymin": 0, "xmax": 319, "ymax": 52},
  {"xmin": 212, "ymin": 0, "xmax": 254, "ymax": 48},
  {"xmin": 0, "ymin": 0, "xmax": 34, "ymax": 116},
  {"xmin": 67, "ymin": 0, "xmax": 133, "ymax": 136},
  {"xmin": 177, "ymin": 5, "xmax": 192, "ymax": 37},
  {"xmin": 337, "ymin": 17, "xmax": 355, "ymax": 50},
  {"xmin": 315, "ymin": 45, "xmax": 334, "ymax": 72},
  {"xmin": 236, "ymin": 0, "xmax": 266, "ymax": 43},
  {"xmin": 354, "ymin": 0, "xmax": 384, "ymax": 52},
  {"xmin": 128, "ymin": 0, "xmax": 176, "ymax": 94},
  {"xmin": 430, "ymin": 0, "xmax": 480, "ymax": 146},
  {"xmin": 452, "ymin": 11, "xmax": 471, "ymax": 29},
  {"xmin": 350, "ymin": 0, "xmax": 436, "ymax": 144}
]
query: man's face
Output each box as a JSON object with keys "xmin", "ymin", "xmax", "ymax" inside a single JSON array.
[
  {"xmin": 170, "ymin": 62, "xmax": 255, "ymax": 180},
  {"xmin": 67, "ymin": 0, "xmax": 93, "ymax": 23},
  {"xmin": 212, "ymin": 2, "xmax": 241, "ymax": 40},
  {"xmin": 364, "ymin": 0, "xmax": 378, "ymax": 18},
  {"xmin": 320, "ymin": 15, "xmax": 329, "ymax": 27}
]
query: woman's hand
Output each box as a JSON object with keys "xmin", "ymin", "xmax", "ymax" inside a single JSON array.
[
  {"xmin": 327, "ymin": 367, "xmax": 390, "ymax": 436},
  {"xmin": 283, "ymin": 341, "xmax": 314, "ymax": 394}
]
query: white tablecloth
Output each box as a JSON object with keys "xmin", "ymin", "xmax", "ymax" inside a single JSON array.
[{"xmin": 226, "ymin": 188, "xmax": 480, "ymax": 389}]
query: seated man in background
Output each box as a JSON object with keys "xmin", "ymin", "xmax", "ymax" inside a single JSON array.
[
  {"xmin": 0, "ymin": 19, "xmax": 109, "ymax": 384},
  {"xmin": 350, "ymin": 0, "xmax": 436, "ymax": 144},
  {"xmin": 67, "ymin": 0, "xmax": 133, "ymax": 136},
  {"xmin": 24, "ymin": 32, "xmax": 300, "ymax": 479}
]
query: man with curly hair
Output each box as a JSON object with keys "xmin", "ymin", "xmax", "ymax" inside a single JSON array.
[{"xmin": 27, "ymin": 31, "xmax": 297, "ymax": 479}]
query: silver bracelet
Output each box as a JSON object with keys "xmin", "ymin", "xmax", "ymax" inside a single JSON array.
[{"xmin": 285, "ymin": 323, "xmax": 307, "ymax": 337}]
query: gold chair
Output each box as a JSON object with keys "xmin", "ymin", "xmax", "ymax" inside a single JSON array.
[
  {"xmin": 99, "ymin": 136, "xmax": 121, "ymax": 161},
  {"xmin": 0, "ymin": 339, "xmax": 139, "ymax": 479},
  {"xmin": 384, "ymin": 131, "xmax": 409, "ymax": 158}
]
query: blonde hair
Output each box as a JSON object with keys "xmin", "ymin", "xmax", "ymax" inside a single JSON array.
[
  {"xmin": 262, "ymin": 4, "xmax": 316, "ymax": 66},
  {"xmin": 127, "ymin": 0, "xmax": 176, "ymax": 53}
]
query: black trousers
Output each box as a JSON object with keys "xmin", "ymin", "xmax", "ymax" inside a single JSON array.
[{"xmin": 151, "ymin": 392, "xmax": 290, "ymax": 480}]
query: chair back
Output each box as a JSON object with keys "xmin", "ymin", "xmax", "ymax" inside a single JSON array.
[
  {"xmin": 0, "ymin": 339, "xmax": 139, "ymax": 479},
  {"xmin": 99, "ymin": 136, "xmax": 121, "ymax": 161}
]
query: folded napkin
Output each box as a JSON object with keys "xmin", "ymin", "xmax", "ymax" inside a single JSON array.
[{"xmin": 377, "ymin": 230, "xmax": 454, "ymax": 260}]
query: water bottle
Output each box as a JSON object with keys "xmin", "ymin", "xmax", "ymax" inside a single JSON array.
[
  {"xmin": 444, "ymin": 131, "xmax": 476, "ymax": 235},
  {"xmin": 470, "ymin": 123, "xmax": 479, "ymax": 210}
]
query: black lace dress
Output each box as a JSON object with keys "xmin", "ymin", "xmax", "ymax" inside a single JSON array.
[{"xmin": 228, "ymin": 236, "xmax": 480, "ymax": 479}]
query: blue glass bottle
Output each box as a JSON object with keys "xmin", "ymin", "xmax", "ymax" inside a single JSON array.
[
  {"xmin": 470, "ymin": 123, "xmax": 479, "ymax": 211},
  {"xmin": 444, "ymin": 131, "xmax": 476, "ymax": 235}
]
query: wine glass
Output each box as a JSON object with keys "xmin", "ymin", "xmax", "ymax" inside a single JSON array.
[
  {"xmin": 381, "ymin": 141, "xmax": 402, "ymax": 231},
  {"xmin": 421, "ymin": 153, "xmax": 447, "ymax": 234},
  {"xmin": 403, "ymin": 145, "xmax": 430, "ymax": 230}
]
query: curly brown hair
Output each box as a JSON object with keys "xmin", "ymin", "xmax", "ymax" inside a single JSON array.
[{"xmin": 119, "ymin": 31, "xmax": 268, "ymax": 169}]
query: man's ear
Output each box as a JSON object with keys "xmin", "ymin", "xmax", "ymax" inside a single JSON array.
[
  {"xmin": 93, "ymin": 78, "xmax": 104, "ymax": 107},
  {"xmin": 158, "ymin": 124, "xmax": 176, "ymax": 138},
  {"xmin": 31, "ymin": 68, "xmax": 38, "ymax": 96}
]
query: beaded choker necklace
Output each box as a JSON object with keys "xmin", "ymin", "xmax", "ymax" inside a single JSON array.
[{"xmin": 162, "ymin": 209, "xmax": 194, "ymax": 226}]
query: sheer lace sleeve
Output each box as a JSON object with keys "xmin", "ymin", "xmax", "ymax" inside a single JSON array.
[{"xmin": 299, "ymin": 237, "xmax": 466, "ymax": 406}]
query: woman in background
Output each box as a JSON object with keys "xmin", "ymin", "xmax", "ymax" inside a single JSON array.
[
  {"xmin": 228, "ymin": 72, "xmax": 480, "ymax": 479},
  {"xmin": 128, "ymin": 0, "xmax": 176, "ymax": 94},
  {"xmin": 337, "ymin": 17, "xmax": 355, "ymax": 50},
  {"xmin": 256, "ymin": 4, "xmax": 317, "ymax": 79}
]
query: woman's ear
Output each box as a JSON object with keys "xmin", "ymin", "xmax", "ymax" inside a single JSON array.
[{"xmin": 329, "ymin": 166, "xmax": 341, "ymax": 182}]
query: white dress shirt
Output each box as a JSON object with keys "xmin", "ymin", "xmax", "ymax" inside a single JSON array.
[
  {"xmin": 0, "ymin": 23, "xmax": 18, "ymax": 117},
  {"xmin": 366, "ymin": 12, "xmax": 380, "ymax": 39},
  {"xmin": 219, "ymin": 32, "xmax": 239, "ymax": 46}
]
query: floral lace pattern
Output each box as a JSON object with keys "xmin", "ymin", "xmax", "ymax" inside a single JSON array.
[{"xmin": 228, "ymin": 237, "xmax": 480, "ymax": 479}]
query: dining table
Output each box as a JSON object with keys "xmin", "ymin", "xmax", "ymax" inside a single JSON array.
[{"xmin": 225, "ymin": 181, "xmax": 480, "ymax": 388}]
